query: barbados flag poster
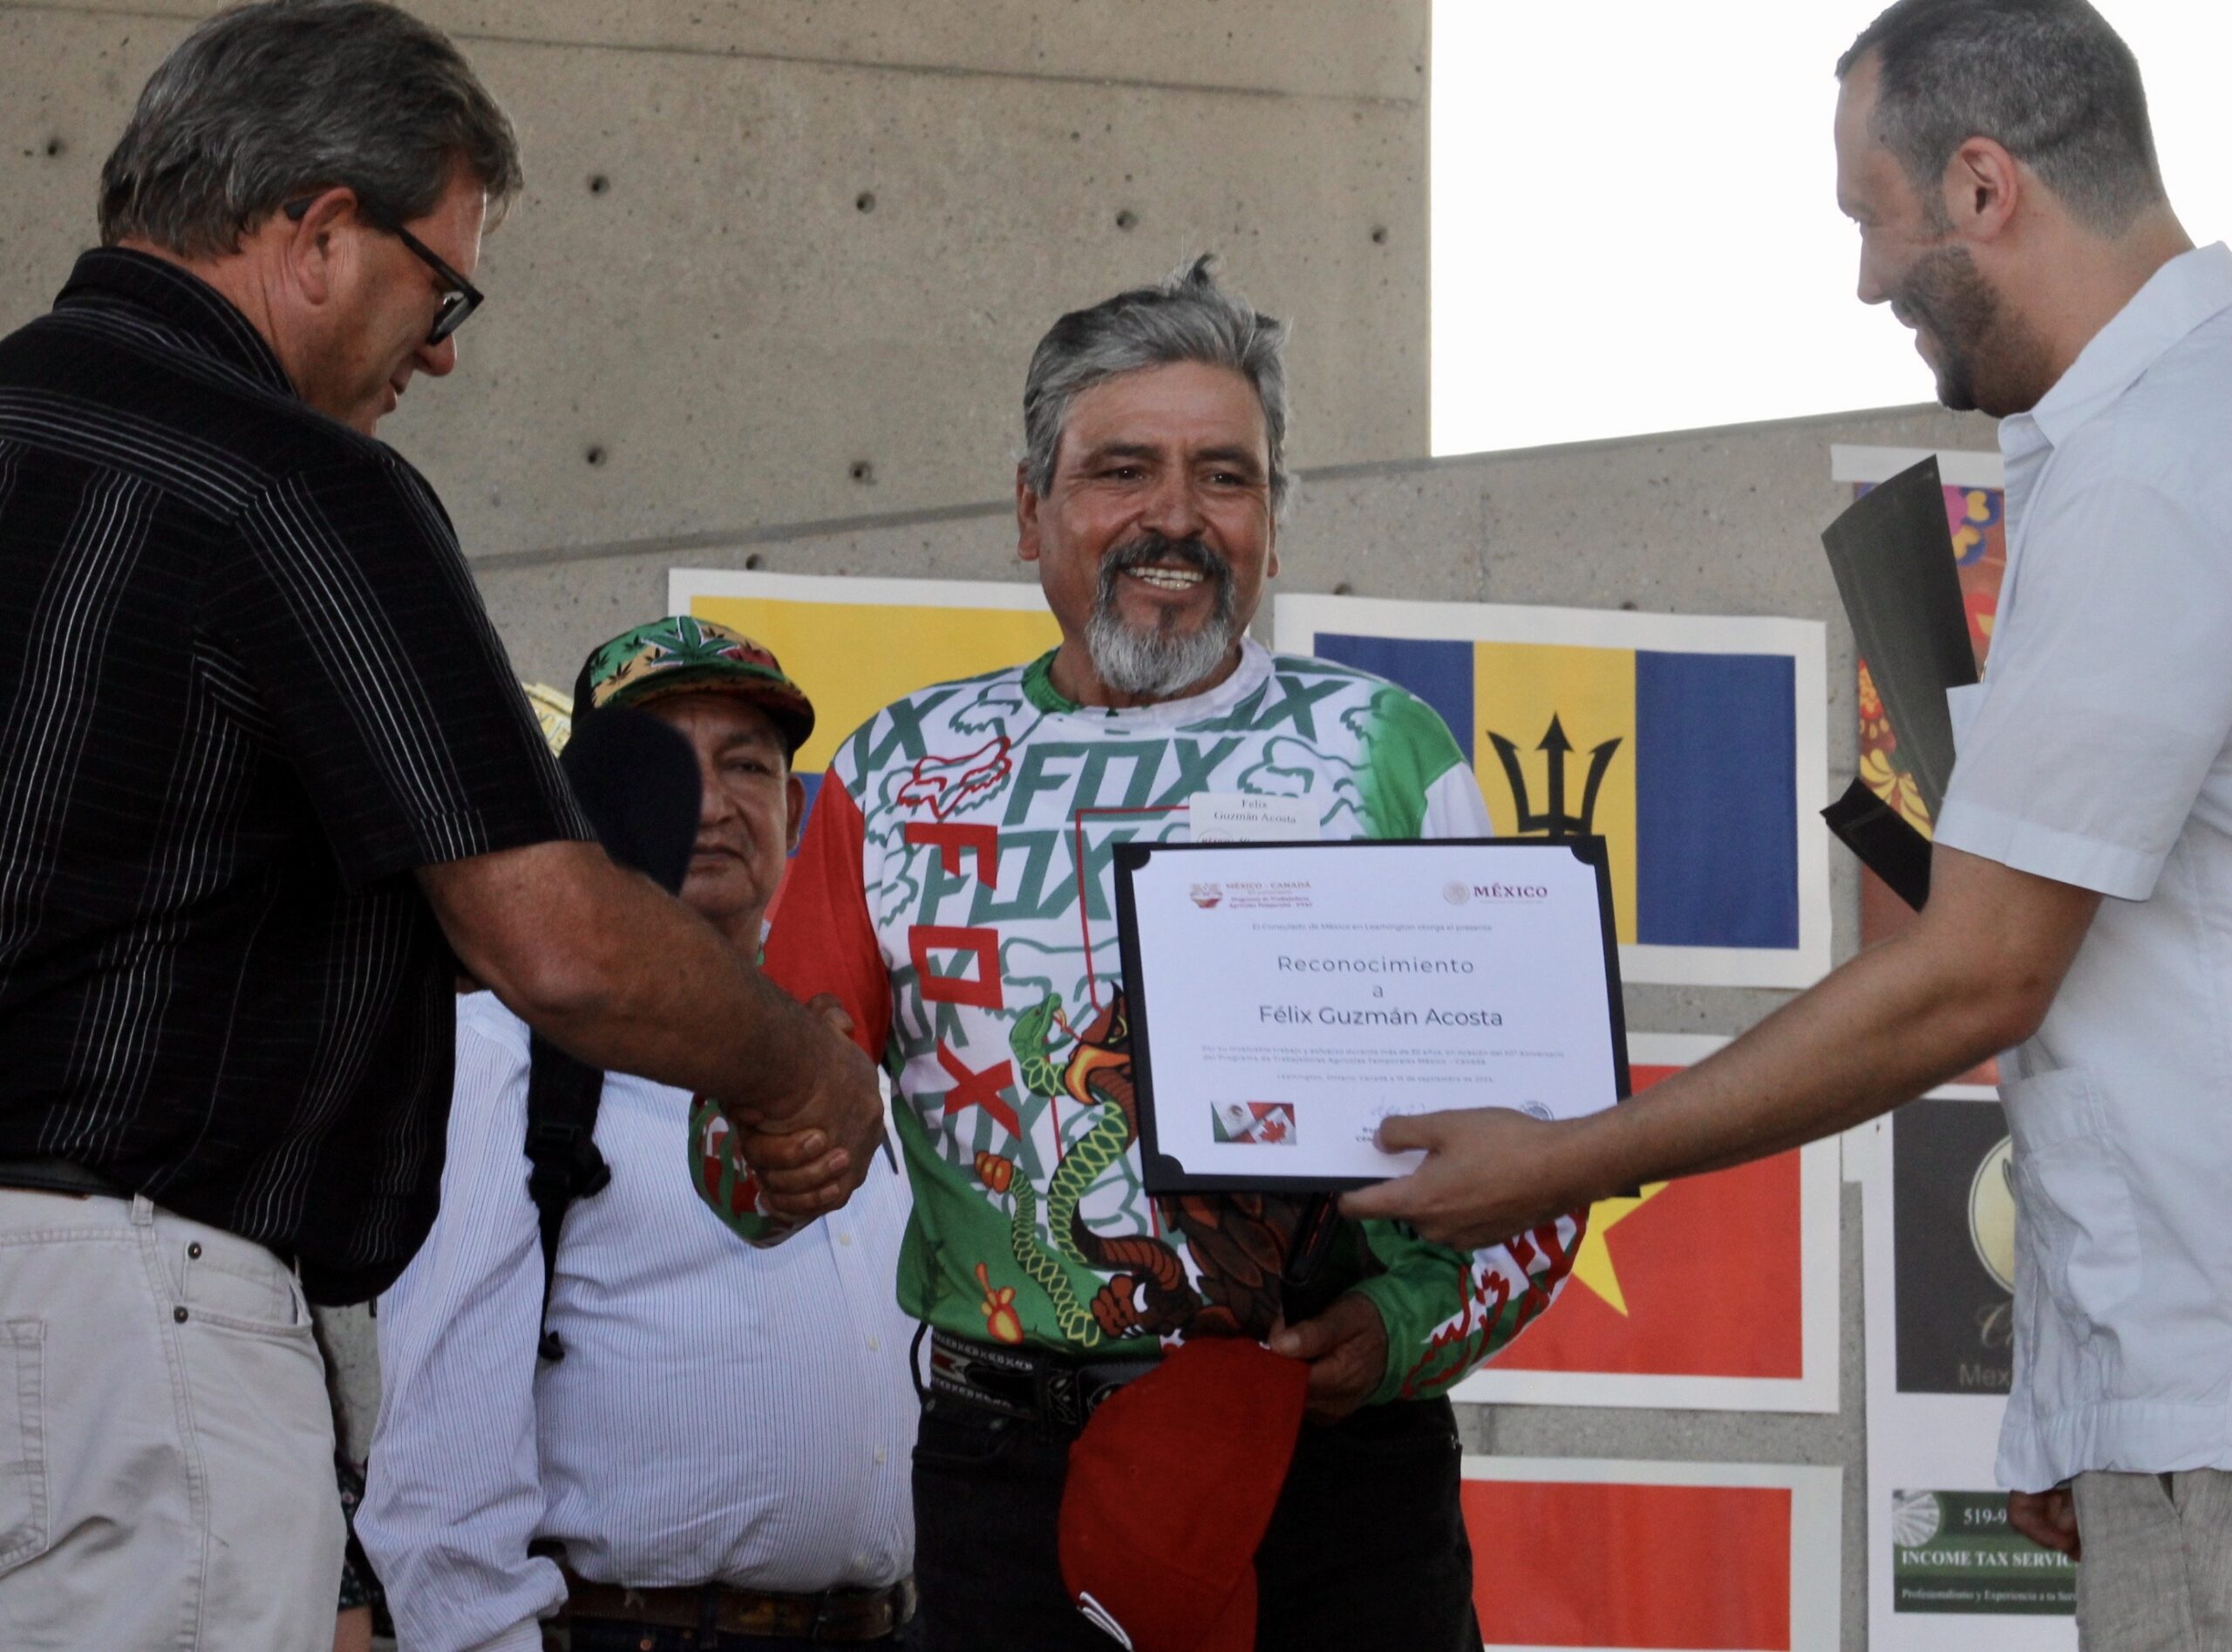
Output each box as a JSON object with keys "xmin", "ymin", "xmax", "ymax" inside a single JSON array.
[
  {"xmin": 1453, "ymin": 1036, "xmax": 1839, "ymax": 1414},
  {"xmin": 1466, "ymin": 1456, "xmax": 1842, "ymax": 1651},
  {"xmin": 668, "ymin": 568, "xmax": 1063, "ymax": 818},
  {"xmin": 1276, "ymin": 595, "xmax": 1830, "ymax": 989}
]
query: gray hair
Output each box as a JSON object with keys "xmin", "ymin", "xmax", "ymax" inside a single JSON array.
[
  {"xmin": 1022, "ymin": 255, "xmax": 1292, "ymax": 515},
  {"xmin": 99, "ymin": 0, "xmax": 522, "ymax": 258},
  {"xmin": 1838, "ymin": 0, "xmax": 2164, "ymax": 235}
]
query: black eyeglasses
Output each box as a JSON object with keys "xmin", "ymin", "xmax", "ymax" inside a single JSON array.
[{"xmin": 282, "ymin": 197, "xmax": 485, "ymax": 345}]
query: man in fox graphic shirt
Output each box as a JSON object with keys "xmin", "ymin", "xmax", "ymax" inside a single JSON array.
[{"xmin": 764, "ymin": 258, "xmax": 1583, "ymax": 1650}]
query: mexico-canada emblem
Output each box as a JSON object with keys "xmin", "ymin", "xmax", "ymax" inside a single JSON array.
[{"xmin": 1189, "ymin": 882, "xmax": 1224, "ymax": 908}]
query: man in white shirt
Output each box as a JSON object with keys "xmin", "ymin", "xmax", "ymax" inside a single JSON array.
[
  {"xmin": 1347, "ymin": 3, "xmax": 2232, "ymax": 1645},
  {"xmin": 362, "ymin": 618, "xmax": 919, "ymax": 1652}
]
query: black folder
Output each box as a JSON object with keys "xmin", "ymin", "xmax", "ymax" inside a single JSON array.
[{"xmin": 1818, "ymin": 456, "xmax": 1979, "ymax": 911}]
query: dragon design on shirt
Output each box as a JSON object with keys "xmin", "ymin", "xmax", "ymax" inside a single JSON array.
[{"xmin": 1004, "ymin": 989, "xmax": 1300, "ymax": 1347}]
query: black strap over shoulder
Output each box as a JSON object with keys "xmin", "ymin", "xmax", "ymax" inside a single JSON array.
[
  {"xmin": 524, "ymin": 1034, "xmax": 610, "ymax": 1363},
  {"xmin": 525, "ymin": 704, "xmax": 699, "ymax": 1362}
]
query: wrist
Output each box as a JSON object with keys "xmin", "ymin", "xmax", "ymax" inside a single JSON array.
[
  {"xmin": 723, "ymin": 990, "xmax": 826, "ymax": 1124},
  {"xmin": 1558, "ymin": 1105, "xmax": 1640, "ymax": 1208},
  {"xmin": 1341, "ymin": 1278, "xmax": 1405, "ymax": 1406}
]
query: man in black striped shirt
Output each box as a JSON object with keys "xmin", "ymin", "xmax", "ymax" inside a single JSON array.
[{"xmin": 0, "ymin": 5, "xmax": 881, "ymax": 1646}]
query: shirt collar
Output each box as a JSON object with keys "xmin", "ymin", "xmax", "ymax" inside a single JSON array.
[
  {"xmin": 2006, "ymin": 242, "xmax": 2232, "ymax": 459},
  {"xmin": 53, "ymin": 248, "xmax": 297, "ymax": 398}
]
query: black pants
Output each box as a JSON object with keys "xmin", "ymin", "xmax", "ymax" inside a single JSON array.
[{"xmin": 911, "ymin": 1393, "xmax": 1480, "ymax": 1651}]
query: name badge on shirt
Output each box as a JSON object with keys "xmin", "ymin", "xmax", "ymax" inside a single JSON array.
[{"xmin": 1187, "ymin": 792, "xmax": 1321, "ymax": 843}]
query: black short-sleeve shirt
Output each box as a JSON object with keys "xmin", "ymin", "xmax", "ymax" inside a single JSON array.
[{"xmin": 0, "ymin": 250, "xmax": 591, "ymax": 1302}]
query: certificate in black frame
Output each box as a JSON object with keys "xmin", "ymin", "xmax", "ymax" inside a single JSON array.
[{"xmin": 1113, "ymin": 835, "xmax": 1632, "ymax": 1194}]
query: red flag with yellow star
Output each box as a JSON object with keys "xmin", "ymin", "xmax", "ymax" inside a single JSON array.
[{"xmin": 1455, "ymin": 1033, "xmax": 1838, "ymax": 1411}]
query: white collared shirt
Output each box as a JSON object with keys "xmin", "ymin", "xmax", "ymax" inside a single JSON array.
[
  {"xmin": 1936, "ymin": 243, "xmax": 2232, "ymax": 1491},
  {"xmin": 359, "ymin": 994, "xmax": 919, "ymax": 1652}
]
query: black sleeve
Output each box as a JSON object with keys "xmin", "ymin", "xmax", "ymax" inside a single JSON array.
[{"xmin": 212, "ymin": 450, "xmax": 590, "ymax": 884}]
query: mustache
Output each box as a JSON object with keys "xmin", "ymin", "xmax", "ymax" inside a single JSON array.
[{"xmin": 1097, "ymin": 534, "xmax": 1233, "ymax": 593}]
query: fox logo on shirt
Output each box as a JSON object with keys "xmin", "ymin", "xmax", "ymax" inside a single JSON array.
[{"xmin": 896, "ymin": 738, "xmax": 1013, "ymax": 819}]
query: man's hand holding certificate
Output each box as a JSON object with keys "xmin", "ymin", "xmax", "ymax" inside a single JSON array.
[
  {"xmin": 1339, "ymin": 1106, "xmax": 1590, "ymax": 1250},
  {"xmin": 1115, "ymin": 838, "xmax": 1630, "ymax": 1194}
]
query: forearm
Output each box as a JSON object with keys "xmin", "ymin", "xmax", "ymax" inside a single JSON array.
[
  {"xmin": 1344, "ymin": 848, "xmax": 2099, "ymax": 1249},
  {"xmin": 1540, "ymin": 844, "xmax": 2105, "ymax": 1206},
  {"xmin": 421, "ymin": 843, "xmax": 831, "ymax": 1125},
  {"xmin": 1354, "ymin": 1214, "xmax": 1582, "ymax": 1403},
  {"xmin": 514, "ymin": 872, "xmax": 825, "ymax": 1124},
  {"xmin": 1563, "ymin": 927, "xmax": 2024, "ymax": 1204}
]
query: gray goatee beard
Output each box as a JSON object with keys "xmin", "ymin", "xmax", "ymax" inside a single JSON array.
[{"xmin": 1084, "ymin": 535, "xmax": 1239, "ymax": 700}]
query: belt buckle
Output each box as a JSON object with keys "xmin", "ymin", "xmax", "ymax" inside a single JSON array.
[
  {"xmin": 929, "ymin": 1331, "xmax": 1036, "ymax": 1422},
  {"xmin": 1080, "ymin": 1368, "xmax": 1123, "ymax": 1424},
  {"xmin": 804, "ymin": 1583, "xmax": 893, "ymax": 1643},
  {"xmin": 1041, "ymin": 1363, "xmax": 1085, "ymax": 1434}
]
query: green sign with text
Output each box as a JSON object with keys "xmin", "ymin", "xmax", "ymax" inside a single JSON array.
[{"xmin": 1892, "ymin": 1490, "xmax": 2076, "ymax": 1615}]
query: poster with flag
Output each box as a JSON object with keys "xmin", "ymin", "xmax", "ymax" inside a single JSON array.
[
  {"xmin": 1828, "ymin": 446, "xmax": 2007, "ymax": 850},
  {"xmin": 1829, "ymin": 447, "xmax": 2007, "ymax": 1088},
  {"xmin": 1466, "ymin": 1455, "xmax": 1842, "ymax": 1652},
  {"xmin": 1453, "ymin": 1034, "xmax": 1839, "ymax": 1413},
  {"xmin": 1848, "ymin": 1091, "xmax": 2076, "ymax": 1651},
  {"xmin": 1275, "ymin": 595, "xmax": 1830, "ymax": 988},
  {"xmin": 669, "ymin": 568, "xmax": 1063, "ymax": 819}
]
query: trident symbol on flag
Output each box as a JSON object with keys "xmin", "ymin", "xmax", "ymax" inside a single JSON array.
[{"xmin": 1487, "ymin": 716, "xmax": 1622, "ymax": 840}]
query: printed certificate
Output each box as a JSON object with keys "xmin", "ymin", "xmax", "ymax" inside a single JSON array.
[{"xmin": 1115, "ymin": 839, "xmax": 1630, "ymax": 1192}]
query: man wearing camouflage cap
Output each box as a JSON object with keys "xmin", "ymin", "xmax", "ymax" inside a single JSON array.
[{"xmin": 364, "ymin": 616, "xmax": 921, "ymax": 1652}]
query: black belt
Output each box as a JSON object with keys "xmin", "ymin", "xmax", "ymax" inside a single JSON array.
[
  {"xmin": 0, "ymin": 1157, "xmax": 124, "ymax": 1198},
  {"xmin": 560, "ymin": 1570, "xmax": 915, "ymax": 1642},
  {"xmin": 925, "ymin": 1328, "xmax": 1155, "ymax": 1435}
]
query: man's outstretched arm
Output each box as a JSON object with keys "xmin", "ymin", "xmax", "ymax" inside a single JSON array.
[
  {"xmin": 1342, "ymin": 844, "xmax": 2100, "ymax": 1248},
  {"xmin": 418, "ymin": 840, "xmax": 881, "ymax": 1220}
]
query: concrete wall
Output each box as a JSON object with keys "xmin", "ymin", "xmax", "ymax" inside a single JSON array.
[{"xmin": 2, "ymin": 0, "xmax": 1429, "ymax": 555}]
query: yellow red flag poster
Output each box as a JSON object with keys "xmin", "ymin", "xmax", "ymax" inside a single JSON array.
[
  {"xmin": 1466, "ymin": 1455, "xmax": 1842, "ymax": 1651},
  {"xmin": 1454, "ymin": 1034, "xmax": 1840, "ymax": 1414}
]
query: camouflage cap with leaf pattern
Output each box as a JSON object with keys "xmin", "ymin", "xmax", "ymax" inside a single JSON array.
[{"xmin": 574, "ymin": 615, "xmax": 815, "ymax": 755}]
